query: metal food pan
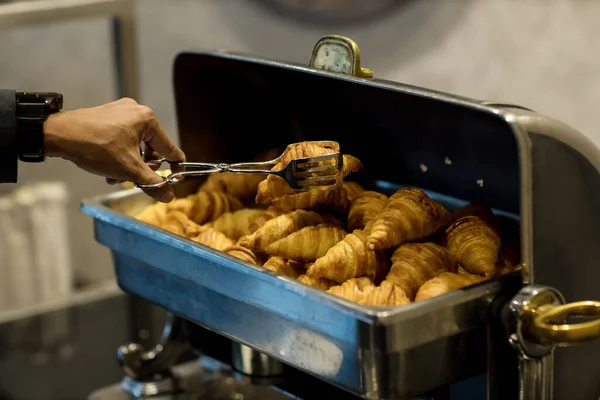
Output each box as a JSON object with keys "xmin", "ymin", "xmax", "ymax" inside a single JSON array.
[{"xmin": 81, "ymin": 178, "xmax": 520, "ymax": 399}]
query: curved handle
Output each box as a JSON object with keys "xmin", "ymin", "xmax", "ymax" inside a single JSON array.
[
  {"xmin": 529, "ymin": 301, "xmax": 600, "ymax": 346},
  {"xmin": 309, "ymin": 35, "xmax": 373, "ymax": 78}
]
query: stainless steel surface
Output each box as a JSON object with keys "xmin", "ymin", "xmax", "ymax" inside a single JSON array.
[
  {"xmin": 504, "ymin": 285, "xmax": 565, "ymax": 400},
  {"xmin": 137, "ymin": 141, "xmax": 343, "ymax": 191},
  {"xmin": 0, "ymin": 0, "xmax": 139, "ymax": 100},
  {"xmin": 232, "ymin": 343, "xmax": 284, "ymax": 377},
  {"xmin": 121, "ymin": 375, "xmax": 175, "ymax": 398}
]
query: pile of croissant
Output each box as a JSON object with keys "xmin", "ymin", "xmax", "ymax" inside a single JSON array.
[{"xmin": 135, "ymin": 141, "xmax": 521, "ymax": 307}]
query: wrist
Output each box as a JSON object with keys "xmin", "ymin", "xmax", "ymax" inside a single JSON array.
[{"xmin": 43, "ymin": 112, "xmax": 65, "ymax": 158}]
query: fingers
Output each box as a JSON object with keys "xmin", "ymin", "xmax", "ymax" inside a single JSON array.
[
  {"xmin": 142, "ymin": 116, "xmax": 186, "ymax": 167},
  {"xmin": 105, "ymin": 159, "xmax": 160, "ymax": 186},
  {"xmin": 134, "ymin": 162, "xmax": 175, "ymax": 203}
]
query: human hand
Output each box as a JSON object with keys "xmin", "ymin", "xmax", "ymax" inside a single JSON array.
[{"xmin": 43, "ymin": 98, "xmax": 185, "ymax": 203}]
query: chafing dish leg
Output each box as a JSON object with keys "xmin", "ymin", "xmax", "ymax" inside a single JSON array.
[
  {"xmin": 117, "ymin": 312, "xmax": 190, "ymax": 397},
  {"xmin": 232, "ymin": 342, "xmax": 284, "ymax": 377},
  {"xmin": 503, "ymin": 285, "xmax": 564, "ymax": 400}
]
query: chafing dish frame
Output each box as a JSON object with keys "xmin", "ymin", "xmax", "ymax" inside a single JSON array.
[{"xmin": 81, "ymin": 35, "xmax": 600, "ymax": 400}]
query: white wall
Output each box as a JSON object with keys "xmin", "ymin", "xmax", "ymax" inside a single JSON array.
[{"xmin": 1, "ymin": 0, "xmax": 599, "ymax": 282}]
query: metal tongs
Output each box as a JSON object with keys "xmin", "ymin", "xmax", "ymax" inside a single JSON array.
[{"xmin": 135, "ymin": 141, "xmax": 344, "ymax": 191}]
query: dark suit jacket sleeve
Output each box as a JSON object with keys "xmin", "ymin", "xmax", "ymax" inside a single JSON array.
[{"xmin": 0, "ymin": 89, "xmax": 17, "ymax": 183}]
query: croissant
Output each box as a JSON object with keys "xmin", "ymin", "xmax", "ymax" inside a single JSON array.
[
  {"xmin": 366, "ymin": 188, "xmax": 451, "ymax": 250},
  {"xmin": 415, "ymin": 272, "xmax": 487, "ymax": 302},
  {"xmin": 161, "ymin": 211, "xmax": 203, "ymax": 237},
  {"xmin": 297, "ymin": 274, "xmax": 336, "ymax": 290},
  {"xmin": 255, "ymin": 141, "xmax": 363, "ymax": 204},
  {"xmin": 262, "ymin": 256, "xmax": 305, "ymax": 279},
  {"xmin": 457, "ymin": 265, "xmax": 471, "ymax": 275},
  {"xmin": 495, "ymin": 245, "xmax": 522, "ymax": 276},
  {"xmin": 269, "ymin": 182, "xmax": 363, "ymax": 214},
  {"xmin": 265, "ymin": 224, "xmax": 347, "ymax": 261},
  {"xmin": 136, "ymin": 202, "xmax": 168, "ymax": 226},
  {"xmin": 168, "ymin": 191, "xmax": 243, "ymax": 225},
  {"xmin": 385, "ymin": 243, "xmax": 457, "ymax": 300},
  {"xmin": 343, "ymin": 181, "xmax": 366, "ymax": 203},
  {"xmin": 257, "ymin": 167, "xmax": 363, "ymax": 204},
  {"xmin": 307, "ymin": 229, "xmax": 389, "ymax": 283},
  {"xmin": 445, "ymin": 215, "xmax": 501, "ymax": 277},
  {"xmin": 327, "ymin": 277, "xmax": 375, "ymax": 303},
  {"xmin": 224, "ymin": 245, "xmax": 259, "ymax": 265},
  {"xmin": 237, "ymin": 210, "xmax": 330, "ymax": 252},
  {"xmin": 199, "ymin": 172, "xmax": 266, "ymax": 204},
  {"xmin": 364, "ymin": 281, "xmax": 411, "ymax": 307},
  {"xmin": 205, "ymin": 208, "xmax": 276, "ymax": 240},
  {"xmin": 190, "ymin": 227, "xmax": 235, "ymax": 251},
  {"xmin": 279, "ymin": 141, "xmax": 338, "ymax": 169},
  {"xmin": 347, "ymin": 191, "xmax": 388, "ymax": 232}
]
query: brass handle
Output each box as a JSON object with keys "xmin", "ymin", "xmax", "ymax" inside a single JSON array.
[
  {"xmin": 309, "ymin": 35, "xmax": 373, "ymax": 78},
  {"xmin": 528, "ymin": 300, "xmax": 600, "ymax": 346}
]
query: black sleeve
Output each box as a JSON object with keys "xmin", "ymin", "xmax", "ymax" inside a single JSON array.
[{"xmin": 0, "ymin": 89, "xmax": 18, "ymax": 183}]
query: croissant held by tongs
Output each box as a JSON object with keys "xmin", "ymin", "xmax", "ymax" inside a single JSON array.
[{"xmin": 135, "ymin": 141, "xmax": 344, "ymax": 191}]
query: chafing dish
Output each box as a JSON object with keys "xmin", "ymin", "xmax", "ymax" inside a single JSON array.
[{"xmin": 82, "ymin": 35, "xmax": 600, "ymax": 400}]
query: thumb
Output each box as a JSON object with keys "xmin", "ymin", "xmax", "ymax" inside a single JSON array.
[{"xmin": 133, "ymin": 161, "xmax": 175, "ymax": 203}]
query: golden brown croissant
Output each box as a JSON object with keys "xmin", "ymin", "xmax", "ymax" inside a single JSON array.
[
  {"xmin": 306, "ymin": 229, "xmax": 389, "ymax": 283},
  {"xmin": 385, "ymin": 242, "xmax": 457, "ymax": 300},
  {"xmin": 262, "ymin": 256, "xmax": 305, "ymax": 279},
  {"xmin": 237, "ymin": 210, "xmax": 330, "ymax": 252},
  {"xmin": 364, "ymin": 281, "xmax": 411, "ymax": 307},
  {"xmin": 343, "ymin": 181, "xmax": 366, "ymax": 203},
  {"xmin": 327, "ymin": 277, "xmax": 375, "ymax": 303},
  {"xmin": 167, "ymin": 191, "xmax": 243, "ymax": 225},
  {"xmin": 223, "ymin": 245, "xmax": 259, "ymax": 265},
  {"xmin": 136, "ymin": 202, "xmax": 168, "ymax": 226},
  {"xmin": 199, "ymin": 173, "xmax": 266, "ymax": 204},
  {"xmin": 269, "ymin": 182, "xmax": 362, "ymax": 214},
  {"xmin": 366, "ymin": 188, "xmax": 451, "ymax": 250},
  {"xmin": 190, "ymin": 227, "xmax": 235, "ymax": 251},
  {"xmin": 160, "ymin": 211, "xmax": 203, "ymax": 237},
  {"xmin": 204, "ymin": 208, "xmax": 276, "ymax": 240},
  {"xmin": 415, "ymin": 272, "xmax": 487, "ymax": 302},
  {"xmin": 296, "ymin": 274, "xmax": 336, "ymax": 290},
  {"xmin": 265, "ymin": 224, "xmax": 347, "ymax": 261},
  {"xmin": 255, "ymin": 142, "xmax": 324, "ymax": 204},
  {"xmin": 457, "ymin": 265, "xmax": 471, "ymax": 275},
  {"xmin": 347, "ymin": 191, "xmax": 388, "ymax": 232},
  {"xmin": 445, "ymin": 216, "xmax": 501, "ymax": 277},
  {"xmin": 255, "ymin": 142, "xmax": 363, "ymax": 204},
  {"xmin": 494, "ymin": 245, "xmax": 522, "ymax": 276},
  {"xmin": 279, "ymin": 141, "xmax": 339, "ymax": 169}
]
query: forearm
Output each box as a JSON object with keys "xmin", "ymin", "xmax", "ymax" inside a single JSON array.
[{"xmin": 0, "ymin": 89, "xmax": 18, "ymax": 183}]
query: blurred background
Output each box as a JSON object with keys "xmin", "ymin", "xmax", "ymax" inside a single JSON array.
[{"xmin": 0, "ymin": 0, "xmax": 599, "ymax": 398}]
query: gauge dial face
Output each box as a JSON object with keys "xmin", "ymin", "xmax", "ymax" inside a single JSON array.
[{"xmin": 252, "ymin": 0, "xmax": 403, "ymax": 25}]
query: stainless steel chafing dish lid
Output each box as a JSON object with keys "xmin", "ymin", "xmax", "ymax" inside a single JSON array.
[{"xmin": 170, "ymin": 35, "xmax": 600, "ymax": 397}]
